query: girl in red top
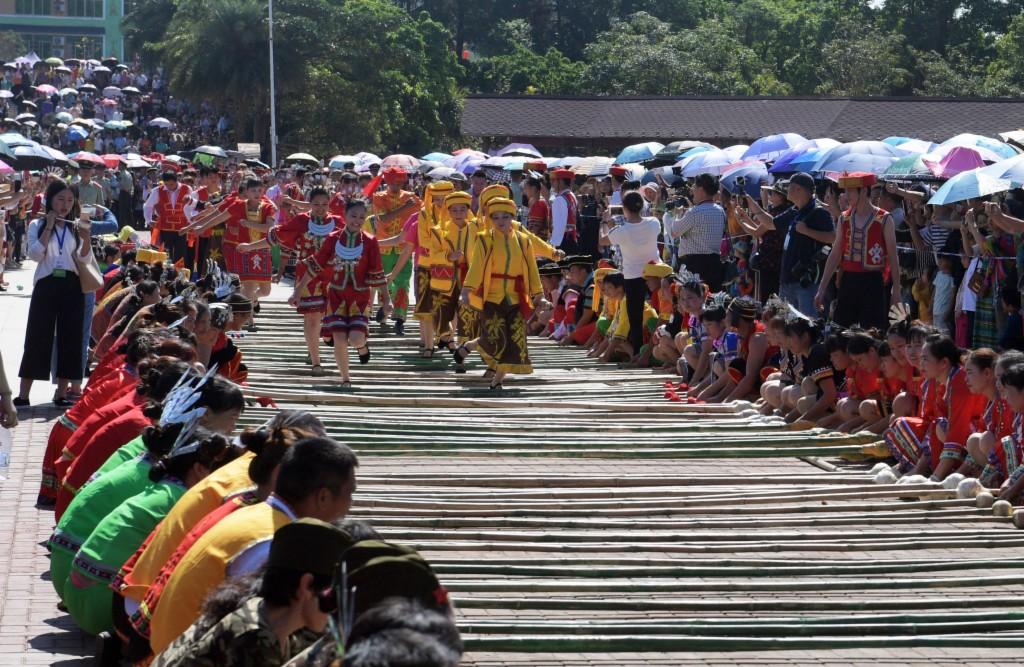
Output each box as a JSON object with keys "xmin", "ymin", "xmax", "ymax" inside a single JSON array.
[
  {"xmin": 832, "ymin": 330, "xmax": 883, "ymax": 433},
  {"xmin": 36, "ymin": 331, "xmax": 158, "ymax": 506},
  {"xmin": 290, "ymin": 199, "xmax": 388, "ymax": 387},
  {"xmin": 958, "ymin": 350, "xmax": 1023, "ymax": 486},
  {"xmin": 237, "ymin": 187, "xmax": 339, "ymax": 376},
  {"xmin": 885, "ymin": 317, "xmax": 918, "ymax": 419},
  {"xmin": 193, "ymin": 178, "xmax": 277, "ymax": 314},
  {"xmin": 858, "ymin": 342, "xmax": 906, "ymax": 434},
  {"xmin": 996, "ymin": 362, "xmax": 1024, "ymax": 503},
  {"xmin": 916, "ymin": 336, "xmax": 987, "ymax": 480}
]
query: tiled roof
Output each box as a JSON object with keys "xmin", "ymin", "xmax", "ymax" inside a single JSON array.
[{"xmin": 461, "ymin": 95, "xmax": 1024, "ymax": 143}]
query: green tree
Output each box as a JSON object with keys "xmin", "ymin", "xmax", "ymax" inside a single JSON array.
[
  {"xmin": 122, "ymin": 0, "xmax": 178, "ymax": 65},
  {"xmin": 984, "ymin": 12, "xmax": 1024, "ymax": 96},
  {"xmin": 815, "ymin": 22, "xmax": 913, "ymax": 96},
  {"xmin": 0, "ymin": 31, "xmax": 26, "ymax": 62},
  {"xmin": 581, "ymin": 13, "xmax": 786, "ymax": 96}
]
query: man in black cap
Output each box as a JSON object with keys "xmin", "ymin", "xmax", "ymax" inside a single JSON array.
[
  {"xmin": 742, "ymin": 172, "xmax": 834, "ymax": 317},
  {"xmin": 153, "ymin": 518, "xmax": 354, "ymax": 667}
]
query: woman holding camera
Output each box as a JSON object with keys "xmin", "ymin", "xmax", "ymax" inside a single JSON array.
[
  {"xmin": 15, "ymin": 181, "xmax": 93, "ymax": 408},
  {"xmin": 600, "ymin": 191, "xmax": 661, "ymax": 361}
]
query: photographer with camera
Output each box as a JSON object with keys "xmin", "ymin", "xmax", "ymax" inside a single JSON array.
[
  {"xmin": 669, "ymin": 173, "xmax": 726, "ymax": 291},
  {"xmin": 742, "ymin": 173, "xmax": 833, "ymax": 317},
  {"xmin": 736, "ymin": 182, "xmax": 789, "ymax": 301}
]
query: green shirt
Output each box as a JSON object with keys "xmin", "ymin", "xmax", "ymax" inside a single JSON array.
[
  {"xmin": 93, "ymin": 436, "xmax": 148, "ymax": 480},
  {"xmin": 49, "ymin": 436, "xmax": 152, "ymax": 556}
]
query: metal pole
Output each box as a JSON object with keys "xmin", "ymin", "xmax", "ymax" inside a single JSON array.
[{"xmin": 268, "ymin": 0, "xmax": 278, "ymax": 167}]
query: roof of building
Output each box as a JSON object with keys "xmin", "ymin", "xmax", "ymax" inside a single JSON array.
[{"xmin": 461, "ymin": 95, "xmax": 1024, "ymax": 143}]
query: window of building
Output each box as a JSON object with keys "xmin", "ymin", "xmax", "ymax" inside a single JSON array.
[
  {"xmin": 67, "ymin": 0, "xmax": 103, "ymax": 17},
  {"xmin": 14, "ymin": 0, "xmax": 54, "ymax": 15}
]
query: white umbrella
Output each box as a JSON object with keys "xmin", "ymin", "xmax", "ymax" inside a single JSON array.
[
  {"xmin": 427, "ymin": 166, "xmax": 457, "ymax": 179},
  {"xmin": 148, "ymin": 117, "xmax": 173, "ymax": 129},
  {"xmin": 102, "ymin": 86, "xmax": 122, "ymax": 98}
]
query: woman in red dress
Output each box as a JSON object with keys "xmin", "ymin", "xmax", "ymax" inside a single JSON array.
[
  {"xmin": 291, "ymin": 198, "xmax": 389, "ymax": 387},
  {"xmin": 237, "ymin": 187, "xmax": 338, "ymax": 375}
]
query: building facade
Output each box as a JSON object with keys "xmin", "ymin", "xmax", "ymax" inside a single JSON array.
[{"xmin": 0, "ymin": 0, "xmax": 124, "ymax": 60}]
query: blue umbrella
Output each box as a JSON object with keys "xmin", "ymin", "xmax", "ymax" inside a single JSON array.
[
  {"xmin": 615, "ymin": 141, "xmax": 664, "ymax": 165},
  {"xmin": 769, "ymin": 138, "xmax": 840, "ymax": 173},
  {"xmin": 928, "ymin": 169, "xmax": 1012, "ymax": 206},
  {"xmin": 882, "ymin": 136, "xmax": 914, "ymax": 147},
  {"xmin": 420, "ymin": 152, "xmax": 452, "ymax": 162},
  {"xmin": 741, "ymin": 133, "xmax": 806, "ymax": 161},
  {"xmin": 0, "ymin": 131, "xmax": 34, "ymax": 148},
  {"xmin": 785, "ymin": 148, "xmax": 831, "ymax": 174},
  {"xmin": 811, "ymin": 141, "xmax": 900, "ymax": 173},
  {"xmin": 940, "ymin": 133, "xmax": 1018, "ymax": 160},
  {"xmin": 979, "ymin": 153, "xmax": 1024, "ymax": 185},
  {"xmin": 720, "ymin": 160, "xmax": 769, "ymax": 197},
  {"xmin": 66, "ymin": 125, "xmax": 89, "ymax": 141}
]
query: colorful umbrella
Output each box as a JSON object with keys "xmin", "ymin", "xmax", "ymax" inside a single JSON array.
[
  {"xmin": 104, "ymin": 120, "xmax": 132, "ymax": 131},
  {"xmin": 615, "ymin": 141, "xmax": 664, "ymax": 165},
  {"xmin": 939, "ymin": 133, "xmax": 1018, "ymax": 160},
  {"xmin": 420, "ymin": 152, "xmax": 452, "ymax": 163},
  {"xmin": 681, "ymin": 150, "xmax": 740, "ymax": 177},
  {"xmin": 882, "ymin": 155, "xmax": 933, "ymax": 180},
  {"xmin": 496, "ymin": 142, "xmax": 541, "ymax": 158},
  {"xmin": 742, "ymin": 133, "xmax": 806, "ymax": 161},
  {"xmin": 34, "ymin": 84, "xmax": 57, "ymax": 95},
  {"xmin": 650, "ymin": 141, "xmax": 713, "ymax": 166},
  {"xmin": 890, "ymin": 139, "xmax": 939, "ymax": 155},
  {"xmin": 66, "ymin": 125, "xmax": 89, "ymax": 141},
  {"xmin": 978, "ymin": 153, "xmax": 1024, "ymax": 185},
  {"xmin": 928, "ymin": 169, "xmax": 1012, "ymax": 205},
  {"xmin": 923, "ymin": 146, "xmax": 987, "ymax": 179},
  {"xmin": 44, "ymin": 57, "xmax": 63, "ymax": 67},
  {"xmin": 769, "ymin": 138, "xmax": 841, "ymax": 173},
  {"xmin": 381, "ymin": 154, "xmax": 421, "ymax": 171},
  {"xmin": 328, "ymin": 155, "xmax": 358, "ymax": 169},
  {"xmin": 925, "ymin": 142, "xmax": 1005, "ymax": 164},
  {"xmin": 286, "ymin": 152, "xmax": 319, "ymax": 166},
  {"xmin": 811, "ymin": 141, "xmax": 900, "ymax": 173},
  {"xmin": 101, "ymin": 153, "xmax": 125, "ymax": 168},
  {"xmin": 720, "ymin": 159, "xmax": 770, "ymax": 197},
  {"xmin": 195, "ymin": 145, "xmax": 228, "ymax": 159},
  {"xmin": 69, "ymin": 151, "xmax": 106, "ymax": 167}
]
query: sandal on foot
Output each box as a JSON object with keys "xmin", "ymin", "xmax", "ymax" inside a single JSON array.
[
  {"xmin": 453, "ymin": 345, "xmax": 469, "ymax": 364},
  {"xmin": 482, "ymin": 368, "xmax": 496, "ymax": 380},
  {"xmin": 13, "ymin": 397, "xmax": 29, "ymax": 408},
  {"xmin": 357, "ymin": 346, "xmax": 371, "ymax": 364},
  {"xmin": 311, "ymin": 365, "xmax": 324, "ymax": 377},
  {"xmin": 340, "ymin": 380, "xmax": 353, "ymax": 389},
  {"xmin": 489, "ymin": 381, "xmax": 503, "ymax": 390},
  {"xmin": 454, "ymin": 362, "xmax": 467, "ymax": 374}
]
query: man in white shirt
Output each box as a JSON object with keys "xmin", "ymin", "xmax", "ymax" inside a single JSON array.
[{"xmin": 549, "ymin": 168, "xmax": 580, "ymax": 254}]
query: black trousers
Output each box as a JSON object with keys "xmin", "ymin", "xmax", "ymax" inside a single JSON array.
[
  {"xmin": 19, "ymin": 273, "xmax": 85, "ymax": 381},
  {"xmin": 679, "ymin": 253, "xmax": 724, "ymax": 292},
  {"xmin": 834, "ymin": 271, "xmax": 887, "ymax": 331},
  {"xmin": 161, "ymin": 230, "xmax": 191, "ymax": 270},
  {"xmin": 624, "ymin": 276, "xmax": 648, "ymax": 355},
  {"xmin": 194, "ymin": 236, "xmax": 211, "ymax": 277},
  {"xmin": 116, "ymin": 191, "xmax": 133, "ymax": 229}
]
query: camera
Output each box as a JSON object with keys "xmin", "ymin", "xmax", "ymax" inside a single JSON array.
[{"xmin": 790, "ymin": 244, "xmax": 832, "ymax": 289}]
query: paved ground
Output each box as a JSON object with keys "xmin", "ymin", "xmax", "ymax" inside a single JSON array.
[{"xmin": 1, "ymin": 263, "xmax": 1023, "ymax": 665}]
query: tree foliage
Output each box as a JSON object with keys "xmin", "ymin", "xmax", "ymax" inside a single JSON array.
[
  {"xmin": 121, "ymin": 0, "xmax": 1024, "ymax": 155},
  {"xmin": 0, "ymin": 31, "xmax": 26, "ymax": 62}
]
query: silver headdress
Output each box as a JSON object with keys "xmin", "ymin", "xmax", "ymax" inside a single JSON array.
[
  {"xmin": 159, "ymin": 365, "xmax": 219, "ymax": 459},
  {"xmin": 675, "ymin": 264, "xmax": 702, "ymax": 286}
]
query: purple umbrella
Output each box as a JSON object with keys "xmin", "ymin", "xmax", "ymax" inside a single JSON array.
[{"xmin": 769, "ymin": 139, "xmax": 840, "ymax": 173}]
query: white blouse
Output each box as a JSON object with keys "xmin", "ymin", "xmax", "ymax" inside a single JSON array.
[{"xmin": 27, "ymin": 218, "xmax": 84, "ymax": 285}]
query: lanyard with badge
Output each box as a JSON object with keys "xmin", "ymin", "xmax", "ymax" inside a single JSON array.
[
  {"xmin": 782, "ymin": 203, "xmax": 816, "ymax": 252},
  {"xmin": 52, "ymin": 223, "xmax": 70, "ymax": 277}
]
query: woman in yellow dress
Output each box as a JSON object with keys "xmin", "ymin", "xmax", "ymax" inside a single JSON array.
[{"xmin": 454, "ymin": 198, "xmax": 545, "ymax": 389}]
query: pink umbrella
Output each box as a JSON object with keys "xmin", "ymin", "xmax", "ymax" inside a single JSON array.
[
  {"xmin": 923, "ymin": 146, "xmax": 987, "ymax": 179},
  {"xmin": 99, "ymin": 98, "xmax": 118, "ymax": 107},
  {"xmin": 69, "ymin": 151, "xmax": 106, "ymax": 167},
  {"xmin": 101, "ymin": 153, "xmax": 125, "ymax": 169},
  {"xmin": 380, "ymin": 154, "xmax": 421, "ymax": 171},
  {"xmin": 0, "ymin": 161, "xmax": 13, "ymax": 174},
  {"xmin": 34, "ymin": 84, "xmax": 57, "ymax": 95}
]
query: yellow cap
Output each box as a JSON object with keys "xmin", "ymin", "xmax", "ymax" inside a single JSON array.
[
  {"xmin": 487, "ymin": 197, "xmax": 517, "ymax": 216},
  {"xmin": 444, "ymin": 191, "xmax": 472, "ymax": 209}
]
